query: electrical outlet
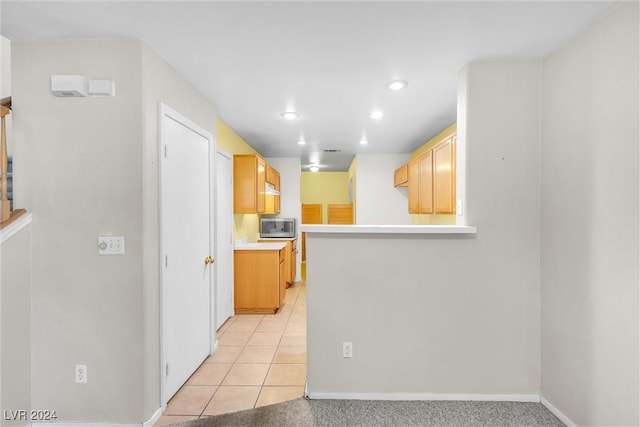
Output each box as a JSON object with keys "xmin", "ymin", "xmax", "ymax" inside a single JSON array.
[
  {"xmin": 343, "ymin": 342, "xmax": 353, "ymax": 358},
  {"xmin": 75, "ymin": 365, "xmax": 87, "ymax": 384}
]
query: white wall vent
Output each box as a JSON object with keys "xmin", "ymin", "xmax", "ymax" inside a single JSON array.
[{"xmin": 51, "ymin": 75, "xmax": 87, "ymax": 97}]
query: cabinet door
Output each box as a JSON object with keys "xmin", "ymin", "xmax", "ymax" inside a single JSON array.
[
  {"xmin": 418, "ymin": 151, "xmax": 434, "ymax": 214},
  {"xmin": 283, "ymin": 240, "xmax": 291, "ymax": 285},
  {"xmin": 256, "ymin": 158, "xmax": 266, "ymax": 214},
  {"xmin": 279, "ymin": 249, "xmax": 286, "ymax": 306},
  {"xmin": 407, "ymin": 159, "xmax": 420, "ymax": 213},
  {"xmin": 234, "ymin": 250, "xmax": 279, "ymax": 313},
  {"xmin": 291, "ymin": 239, "xmax": 297, "ymax": 283},
  {"xmin": 266, "ymin": 165, "xmax": 275, "ymax": 185},
  {"xmin": 274, "ymin": 172, "xmax": 281, "ymax": 214},
  {"xmin": 433, "ymin": 137, "xmax": 455, "ymax": 214},
  {"xmin": 327, "ymin": 204, "xmax": 354, "ymax": 224},
  {"xmin": 394, "ymin": 164, "xmax": 408, "ymax": 187},
  {"xmin": 233, "ymin": 155, "xmax": 258, "ymax": 214}
]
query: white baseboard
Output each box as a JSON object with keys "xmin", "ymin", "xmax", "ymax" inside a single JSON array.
[
  {"xmin": 30, "ymin": 406, "xmax": 164, "ymax": 427},
  {"xmin": 142, "ymin": 406, "xmax": 164, "ymax": 427},
  {"xmin": 541, "ymin": 396, "xmax": 576, "ymax": 426},
  {"xmin": 32, "ymin": 424, "xmax": 141, "ymax": 427},
  {"xmin": 306, "ymin": 392, "xmax": 541, "ymax": 402}
]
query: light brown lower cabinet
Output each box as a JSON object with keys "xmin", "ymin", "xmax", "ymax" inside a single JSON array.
[
  {"xmin": 291, "ymin": 239, "xmax": 297, "ymax": 282},
  {"xmin": 234, "ymin": 248, "xmax": 285, "ymax": 314},
  {"xmin": 260, "ymin": 239, "xmax": 297, "ymax": 287}
]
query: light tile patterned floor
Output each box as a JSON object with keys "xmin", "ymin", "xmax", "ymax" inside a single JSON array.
[{"xmin": 154, "ymin": 280, "xmax": 307, "ymax": 426}]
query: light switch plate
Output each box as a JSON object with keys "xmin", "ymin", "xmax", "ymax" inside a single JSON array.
[{"xmin": 98, "ymin": 236, "xmax": 125, "ymax": 255}]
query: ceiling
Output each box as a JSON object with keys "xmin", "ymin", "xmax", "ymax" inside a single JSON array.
[{"xmin": 1, "ymin": 1, "xmax": 618, "ymax": 171}]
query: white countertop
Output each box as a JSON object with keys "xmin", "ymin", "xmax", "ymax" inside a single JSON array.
[
  {"xmin": 257, "ymin": 237, "xmax": 297, "ymax": 242},
  {"xmin": 234, "ymin": 242, "xmax": 287, "ymax": 251},
  {"xmin": 300, "ymin": 224, "xmax": 477, "ymax": 234}
]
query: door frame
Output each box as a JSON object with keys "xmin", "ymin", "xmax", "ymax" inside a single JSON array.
[
  {"xmin": 215, "ymin": 149, "xmax": 234, "ymax": 331},
  {"xmin": 158, "ymin": 102, "xmax": 215, "ymax": 406}
]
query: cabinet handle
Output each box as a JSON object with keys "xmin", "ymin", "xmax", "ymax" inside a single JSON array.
[{"xmin": 204, "ymin": 256, "xmax": 215, "ymax": 265}]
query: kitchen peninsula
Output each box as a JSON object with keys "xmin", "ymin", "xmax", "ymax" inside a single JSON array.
[{"xmin": 300, "ymin": 223, "xmax": 549, "ymax": 403}]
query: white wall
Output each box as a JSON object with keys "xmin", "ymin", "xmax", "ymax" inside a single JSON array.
[
  {"xmin": 0, "ymin": 224, "xmax": 31, "ymax": 427},
  {"xmin": 12, "ymin": 39, "xmax": 219, "ymax": 424},
  {"xmin": 1, "ymin": 36, "xmax": 10, "ymax": 99},
  {"xmin": 266, "ymin": 157, "xmax": 302, "ymax": 281},
  {"xmin": 13, "ymin": 40, "xmax": 145, "ymax": 423},
  {"xmin": 1, "ymin": 36, "xmax": 13, "ymax": 156},
  {"xmin": 307, "ymin": 61, "xmax": 542, "ymax": 397},
  {"xmin": 540, "ymin": 2, "xmax": 639, "ymax": 425},
  {"xmin": 140, "ymin": 42, "xmax": 218, "ymax": 419},
  {"xmin": 354, "ymin": 154, "xmax": 411, "ymax": 225}
]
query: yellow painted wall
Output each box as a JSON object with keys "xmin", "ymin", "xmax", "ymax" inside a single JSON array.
[
  {"xmin": 301, "ymin": 171, "xmax": 350, "ymax": 224},
  {"xmin": 412, "ymin": 123, "xmax": 457, "ymax": 159},
  {"xmin": 217, "ymin": 119, "xmax": 258, "ymax": 156},
  {"xmin": 411, "ymin": 123, "xmax": 457, "ymax": 225},
  {"xmin": 216, "ymin": 119, "xmax": 261, "ymax": 241}
]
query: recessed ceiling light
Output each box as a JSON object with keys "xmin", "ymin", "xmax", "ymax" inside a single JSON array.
[
  {"xmin": 298, "ymin": 139, "xmax": 306, "ymax": 145},
  {"xmin": 360, "ymin": 139, "xmax": 368, "ymax": 145},
  {"xmin": 370, "ymin": 110, "xmax": 383, "ymax": 120},
  {"xmin": 281, "ymin": 111, "xmax": 299, "ymax": 120},
  {"xmin": 386, "ymin": 79, "xmax": 408, "ymax": 91},
  {"xmin": 309, "ymin": 165, "xmax": 319, "ymax": 172}
]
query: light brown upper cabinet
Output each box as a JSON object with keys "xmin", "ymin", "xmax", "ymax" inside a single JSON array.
[
  {"xmin": 265, "ymin": 165, "xmax": 276, "ymax": 186},
  {"xmin": 394, "ymin": 164, "xmax": 408, "ymax": 187},
  {"xmin": 407, "ymin": 159, "xmax": 420, "ymax": 213},
  {"xmin": 407, "ymin": 151, "xmax": 433, "ymax": 214},
  {"xmin": 274, "ymin": 170, "xmax": 281, "ymax": 214},
  {"xmin": 234, "ymin": 154, "xmax": 267, "ymax": 214},
  {"xmin": 433, "ymin": 136, "xmax": 456, "ymax": 214},
  {"xmin": 418, "ymin": 150, "xmax": 434, "ymax": 214},
  {"xmin": 264, "ymin": 169, "xmax": 281, "ymax": 215},
  {"xmin": 401, "ymin": 133, "xmax": 456, "ymax": 215}
]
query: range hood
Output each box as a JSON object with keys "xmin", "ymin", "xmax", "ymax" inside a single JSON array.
[{"xmin": 265, "ymin": 183, "xmax": 280, "ymax": 195}]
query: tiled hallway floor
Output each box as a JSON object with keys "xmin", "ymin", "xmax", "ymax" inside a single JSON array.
[{"xmin": 154, "ymin": 280, "xmax": 307, "ymax": 426}]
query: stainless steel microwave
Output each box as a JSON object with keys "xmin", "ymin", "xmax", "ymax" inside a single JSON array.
[{"xmin": 260, "ymin": 218, "xmax": 296, "ymax": 238}]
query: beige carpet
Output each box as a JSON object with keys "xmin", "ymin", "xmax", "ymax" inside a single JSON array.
[{"xmin": 171, "ymin": 398, "xmax": 565, "ymax": 427}]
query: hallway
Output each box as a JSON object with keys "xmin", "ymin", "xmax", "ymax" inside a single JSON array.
[{"xmin": 155, "ymin": 280, "xmax": 307, "ymax": 426}]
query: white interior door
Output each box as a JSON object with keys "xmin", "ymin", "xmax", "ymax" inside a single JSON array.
[
  {"xmin": 160, "ymin": 104, "xmax": 213, "ymax": 403},
  {"xmin": 216, "ymin": 150, "xmax": 234, "ymax": 329}
]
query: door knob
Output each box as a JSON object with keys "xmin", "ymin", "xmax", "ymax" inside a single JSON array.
[{"xmin": 204, "ymin": 256, "xmax": 215, "ymax": 265}]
